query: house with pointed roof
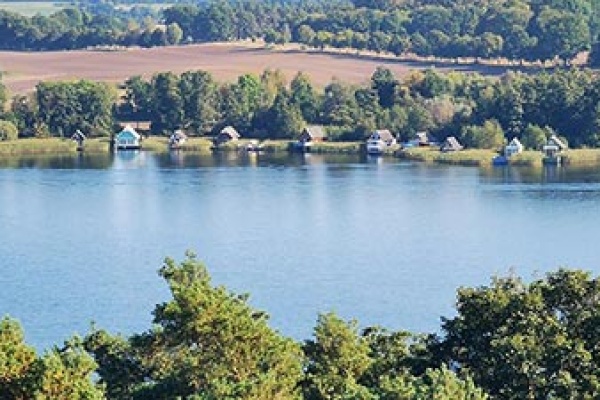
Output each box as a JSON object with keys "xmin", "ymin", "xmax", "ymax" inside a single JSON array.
[
  {"xmin": 215, "ymin": 126, "xmax": 241, "ymax": 145},
  {"xmin": 114, "ymin": 125, "xmax": 141, "ymax": 150},
  {"xmin": 169, "ymin": 130, "xmax": 188, "ymax": 149},
  {"xmin": 505, "ymin": 137, "xmax": 524, "ymax": 157},
  {"xmin": 440, "ymin": 136, "xmax": 463, "ymax": 152},
  {"xmin": 542, "ymin": 135, "xmax": 567, "ymax": 164},
  {"xmin": 366, "ymin": 129, "xmax": 397, "ymax": 154}
]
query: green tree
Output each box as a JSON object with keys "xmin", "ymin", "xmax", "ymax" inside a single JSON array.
[
  {"xmin": 436, "ymin": 269, "xmax": 600, "ymax": 399},
  {"xmin": 150, "ymin": 72, "xmax": 183, "ymax": 133},
  {"xmin": 36, "ymin": 80, "xmax": 115, "ymax": 137},
  {"xmin": 88, "ymin": 253, "xmax": 303, "ymax": 399},
  {"xmin": 0, "ymin": 317, "xmax": 37, "ymax": 399},
  {"xmin": 165, "ymin": 22, "xmax": 183, "ymax": 45},
  {"xmin": 178, "ymin": 70, "xmax": 219, "ymax": 134},
  {"xmin": 460, "ymin": 119, "xmax": 505, "ymax": 149},
  {"xmin": 521, "ymin": 124, "xmax": 551, "ymax": 150},
  {"xmin": 303, "ymin": 312, "xmax": 373, "ymax": 400},
  {"xmin": 290, "ymin": 72, "xmax": 320, "ymax": 123},
  {"xmin": 36, "ymin": 338, "xmax": 103, "ymax": 400},
  {"xmin": 0, "ymin": 120, "xmax": 18, "ymax": 141}
]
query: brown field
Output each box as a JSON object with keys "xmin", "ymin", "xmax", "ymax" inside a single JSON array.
[{"xmin": 0, "ymin": 42, "xmax": 528, "ymax": 94}]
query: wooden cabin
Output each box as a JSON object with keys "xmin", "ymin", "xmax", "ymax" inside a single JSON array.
[
  {"xmin": 440, "ymin": 136, "xmax": 463, "ymax": 152},
  {"xmin": 294, "ymin": 125, "xmax": 327, "ymax": 152},
  {"xmin": 215, "ymin": 126, "xmax": 241, "ymax": 145},
  {"xmin": 114, "ymin": 125, "xmax": 141, "ymax": 150},
  {"xmin": 169, "ymin": 130, "xmax": 188, "ymax": 149}
]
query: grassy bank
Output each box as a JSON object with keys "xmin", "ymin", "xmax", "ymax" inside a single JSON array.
[
  {"xmin": 398, "ymin": 147, "xmax": 497, "ymax": 166},
  {"xmin": 0, "ymin": 138, "xmax": 112, "ymax": 155},
  {"xmin": 0, "ymin": 138, "xmax": 76, "ymax": 155},
  {"xmin": 306, "ymin": 141, "xmax": 364, "ymax": 154},
  {"xmin": 561, "ymin": 149, "xmax": 600, "ymax": 165}
]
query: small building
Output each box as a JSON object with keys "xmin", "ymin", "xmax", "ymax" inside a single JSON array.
[
  {"xmin": 366, "ymin": 129, "xmax": 396, "ymax": 154},
  {"xmin": 299, "ymin": 125, "xmax": 327, "ymax": 144},
  {"xmin": 440, "ymin": 136, "xmax": 463, "ymax": 152},
  {"xmin": 542, "ymin": 135, "xmax": 567, "ymax": 164},
  {"xmin": 71, "ymin": 130, "xmax": 86, "ymax": 150},
  {"xmin": 215, "ymin": 126, "xmax": 241, "ymax": 145},
  {"xmin": 114, "ymin": 125, "xmax": 141, "ymax": 150},
  {"xmin": 415, "ymin": 131, "xmax": 435, "ymax": 146},
  {"xmin": 295, "ymin": 125, "xmax": 327, "ymax": 152},
  {"xmin": 169, "ymin": 130, "xmax": 188, "ymax": 149},
  {"xmin": 368, "ymin": 129, "xmax": 396, "ymax": 146},
  {"xmin": 505, "ymin": 137, "xmax": 524, "ymax": 157}
]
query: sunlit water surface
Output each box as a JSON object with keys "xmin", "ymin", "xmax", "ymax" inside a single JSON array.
[{"xmin": 1, "ymin": 151, "xmax": 599, "ymax": 349}]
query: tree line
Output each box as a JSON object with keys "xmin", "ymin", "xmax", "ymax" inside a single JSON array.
[
  {"xmin": 3, "ymin": 66, "xmax": 600, "ymax": 149},
  {"xmin": 0, "ymin": 6, "xmax": 183, "ymax": 51},
  {"xmin": 0, "ymin": 0, "xmax": 599, "ymax": 65},
  {"xmin": 3, "ymin": 252, "xmax": 600, "ymax": 399},
  {"xmin": 164, "ymin": 0, "xmax": 596, "ymax": 64}
]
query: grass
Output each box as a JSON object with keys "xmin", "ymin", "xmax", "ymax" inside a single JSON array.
[
  {"xmin": 260, "ymin": 140, "xmax": 291, "ymax": 153},
  {"xmin": 141, "ymin": 136, "xmax": 213, "ymax": 152},
  {"xmin": 508, "ymin": 151, "xmax": 543, "ymax": 166},
  {"xmin": 561, "ymin": 149, "xmax": 600, "ymax": 165},
  {"xmin": 0, "ymin": 138, "xmax": 77, "ymax": 155},
  {"xmin": 306, "ymin": 141, "xmax": 364, "ymax": 154},
  {"xmin": 398, "ymin": 147, "xmax": 497, "ymax": 166}
]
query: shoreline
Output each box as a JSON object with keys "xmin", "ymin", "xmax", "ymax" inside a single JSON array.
[{"xmin": 2, "ymin": 137, "xmax": 598, "ymax": 167}]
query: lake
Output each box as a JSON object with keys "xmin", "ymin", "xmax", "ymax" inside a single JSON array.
[{"xmin": 1, "ymin": 151, "xmax": 600, "ymax": 350}]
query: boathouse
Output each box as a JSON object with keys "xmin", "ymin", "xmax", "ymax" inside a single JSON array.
[
  {"xmin": 505, "ymin": 137, "xmax": 524, "ymax": 157},
  {"xmin": 440, "ymin": 136, "xmax": 463, "ymax": 152},
  {"xmin": 114, "ymin": 125, "xmax": 141, "ymax": 150},
  {"xmin": 169, "ymin": 130, "xmax": 188, "ymax": 149},
  {"xmin": 215, "ymin": 126, "xmax": 241, "ymax": 145}
]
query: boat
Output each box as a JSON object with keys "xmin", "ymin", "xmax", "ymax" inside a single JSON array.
[
  {"xmin": 243, "ymin": 140, "xmax": 263, "ymax": 152},
  {"xmin": 492, "ymin": 155, "xmax": 509, "ymax": 166},
  {"xmin": 366, "ymin": 139, "xmax": 384, "ymax": 155}
]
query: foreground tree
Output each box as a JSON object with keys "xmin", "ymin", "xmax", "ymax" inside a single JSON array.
[
  {"xmin": 435, "ymin": 269, "xmax": 600, "ymax": 399},
  {"xmin": 0, "ymin": 318, "xmax": 103, "ymax": 399},
  {"xmin": 86, "ymin": 252, "xmax": 303, "ymax": 399}
]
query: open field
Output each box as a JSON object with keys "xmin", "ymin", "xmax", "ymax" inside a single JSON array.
[
  {"xmin": 0, "ymin": 42, "xmax": 530, "ymax": 94},
  {"xmin": 0, "ymin": 1, "xmax": 68, "ymax": 16}
]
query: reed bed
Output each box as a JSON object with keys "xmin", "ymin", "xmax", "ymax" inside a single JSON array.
[{"xmin": 0, "ymin": 138, "xmax": 77, "ymax": 155}]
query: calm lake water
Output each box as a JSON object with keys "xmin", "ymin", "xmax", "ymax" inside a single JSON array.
[{"xmin": 1, "ymin": 151, "xmax": 600, "ymax": 349}]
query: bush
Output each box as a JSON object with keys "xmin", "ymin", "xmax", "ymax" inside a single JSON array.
[{"xmin": 0, "ymin": 120, "xmax": 18, "ymax": 141}]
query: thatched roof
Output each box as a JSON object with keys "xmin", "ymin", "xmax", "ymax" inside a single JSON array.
[
  {"xmin": 370, "ymin": 129, "xmax": 395, "ymax": 142},
  {"xmin": 71, "ymin": 129, "xmax": 86, "ymax": 141},
  {"xmin": 441, "ymin": 136, "xmax": 463, "ymax": 152},
  {"xmin": 303, "ymin": 125, "xmax": 327, "ymax": 140},
  {"xmin": 220, "ymin": 126, "xmax": 241, "ymax": 139}
]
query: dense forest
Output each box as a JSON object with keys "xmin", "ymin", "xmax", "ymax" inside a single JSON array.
[
  {"xmin": 2, "ymin": 66, "xmax": 600, "ymax": 149},
  {"xmin": 2, "ymin": 253, "xmax": 600, "ymax": 399},
  {"xmin": 0, "ymin": 0, "xmax": 599, "ymax": 64}
]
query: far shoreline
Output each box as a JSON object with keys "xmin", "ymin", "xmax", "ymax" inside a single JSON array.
[{"xmin": 3, "ymin": 137, "xmax": 600, "ymax": 168}]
